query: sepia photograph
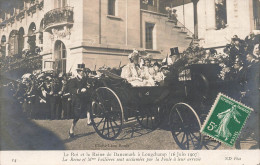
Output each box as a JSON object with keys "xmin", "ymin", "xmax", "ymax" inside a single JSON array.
[{"xmin": 0, "ymin": 0, "xmax": 259, "ymax": 164}]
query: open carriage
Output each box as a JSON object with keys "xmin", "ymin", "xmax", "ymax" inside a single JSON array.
[{"xmin": 89, "ymin": 64, "xmax": 237, "ymax": 150}]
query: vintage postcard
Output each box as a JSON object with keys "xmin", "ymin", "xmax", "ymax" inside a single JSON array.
[{"xmin": 0, "ymin": 0, "xmax": 259, "ymax": 164}]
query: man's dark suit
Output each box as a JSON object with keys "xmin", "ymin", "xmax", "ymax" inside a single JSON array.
[{"xmin": 69, "ymin": 76, "xmax": 91, "ymax": 119}]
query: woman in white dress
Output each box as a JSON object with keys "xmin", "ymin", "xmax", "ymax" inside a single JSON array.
[{"xmin": 121, "ymin": 50, "xmax": 146, "ymax": 86}]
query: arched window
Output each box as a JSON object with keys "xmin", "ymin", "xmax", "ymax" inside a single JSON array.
[
  {"xmin": 18, "ymin": 27, "xmax": 25, "ymax": 54},
  {"xmin": 28, "ymin": 22, "xmax": 36, "ymax": 53},
  {"xmin": 55, "ymin": 40, "xmax": 67, "ymax": 73},
  {"xmin": 39, "ymin": 20, "xmax": 44, "ymax": 44},
  {"xmin": 8, "ymin": 30, "xmax": 19, "ymax": 56},
  {"xmin": 1, "ymin": 35, "xmax": 6, "ymax": 57}
]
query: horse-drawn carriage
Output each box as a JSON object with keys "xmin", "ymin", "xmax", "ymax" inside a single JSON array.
[{"xmin": 88, "ymin": 64, "xmax": 234, "ymax": 150}]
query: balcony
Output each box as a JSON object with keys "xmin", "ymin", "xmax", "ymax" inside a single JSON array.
[
  {"xmin": 16, "ymin": 10, "xmax": 25, "ymax": 21},
  {"xmin": 43, "ymin": 6, "xmax": 74, "ymax": 31},
  {"xmin": 140, "ymin": 0, "xmax": 168, "ymax": 15}
]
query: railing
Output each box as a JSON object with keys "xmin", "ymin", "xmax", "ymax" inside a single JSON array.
[
  {"xmin": 43, "ymin": 6, "xmax": 74, "ymax": 30},
  {"xmin": 140, "ymin": 2, "xmax": 168, "ymax": 14}
]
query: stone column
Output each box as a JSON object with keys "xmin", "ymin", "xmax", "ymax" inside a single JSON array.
[
  {"xmin": 192, "ymin": 0, "xmax": 199, "ymax": 39},
  {"xmin": 35, "ymin": 32, "xmax": 40, "ymax": 46},
  {"xmin": 23, "ymin": 35, "xmax": 29, "ymax": 50},
  {"xmin": 5, "ymin": 43, "xmax": 9, "ymax": 57}
]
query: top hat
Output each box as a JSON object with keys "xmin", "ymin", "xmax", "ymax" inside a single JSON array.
[
  {"xmin": 77, "ymin": 64, "xmax": 86, "ymax": 71},
  {"xmin": 231, "ymin": 35, "xmax": 240, "ymax": 41},
  {"xmin": 170, "ymin": 47, "xmax": 179, "ymax": 56}
]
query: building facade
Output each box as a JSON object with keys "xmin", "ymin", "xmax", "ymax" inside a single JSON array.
[
  {"xmin": 0, "ymin": 0, "xmax": 193, "ymax": 74},
  {"xmin": 173, "ymin": 0, "xmax": 260, "ymax": 48}
]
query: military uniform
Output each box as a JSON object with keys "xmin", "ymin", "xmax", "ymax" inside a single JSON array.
[
  {"xmin": 49, "ymin": 77, "xmax": 61, "ymax": 120},
  {"xmin": 60, "ymin": 77, "xmax": 72, "ymax": 119},
  {"xmin": 70, "ymin": 75, "xmax": 91, "ymax": 119}
]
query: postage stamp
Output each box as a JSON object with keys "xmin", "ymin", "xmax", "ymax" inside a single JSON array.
[{"xmin": 201, "ymin": 93, "xmax": 253, "ymax": 147}]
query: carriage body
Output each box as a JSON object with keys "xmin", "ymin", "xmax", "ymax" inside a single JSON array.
[{"xmin": 89, "ymin": 64, "xmax": 238, "ymax": 150}]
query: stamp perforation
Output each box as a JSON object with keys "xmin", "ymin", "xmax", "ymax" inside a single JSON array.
[{"xmin": 200, "ymin": 92, "xmax": 254, "ymax": 147}]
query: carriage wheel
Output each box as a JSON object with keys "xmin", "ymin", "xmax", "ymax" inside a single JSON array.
[
  {"xmin": 91, "ymin": 87, "xmax": 124, "ymax": 140},
  {"xmin": 136, "ymin": 106, "xmax": 164, "ymax": 130},
  {"xmin": 199, "ymin": 114, "xmax": 221, "ymax": 150},
  {"xmin": 201, "ymin": 136, "xmax": 221, "ymax": 150},
  {"xmin": 170, "ymin": 103, "xmax": 202, "ymax": 150}
]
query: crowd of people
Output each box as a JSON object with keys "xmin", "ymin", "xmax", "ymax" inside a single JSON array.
[
  {"xmin": 0, "ymin": 47, "xmax": 42, "ymax": 72},
  {"xmin": 1, "ymin": 32, "xmax": 259, "ymax": 119},
  {"xmin": 2, "ymin": 69, "xmax": 93, "ymax": 121}
]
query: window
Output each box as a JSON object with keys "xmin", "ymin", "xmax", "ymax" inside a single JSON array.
[
  {"xmin": 253, "ymin": 0, "xmax": 260, "ymax": 30},
  {"xmin": 215, "ymin": 0, "xmax": 227, "ymax": 30},
  {"xmin": 55, "ymin": 41, "xmax": 67, "ymax": 73},
  {"xmin": 108, "ymin": 0, "xmax": 117, "ymax": 16},
  {"xmin": 147, "ymin": 0, "xmax": 154, "ymax": 6},
  {"xmin": 145, "ymin": 23, "xmax": 155, "ymax": 49},
  {"xmin": 56, "ymin": 0, "xmax": 67, "ymax": 8}
]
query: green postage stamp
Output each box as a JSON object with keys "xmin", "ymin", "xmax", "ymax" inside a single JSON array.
[{"xmin": 201, "ymin": 93, "xmax": 253, "ymax": 147}]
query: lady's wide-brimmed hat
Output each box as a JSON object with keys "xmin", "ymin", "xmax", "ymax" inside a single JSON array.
[{"xmin": 128, "ymin": 49, "xmax": 140, "ymax": 59}]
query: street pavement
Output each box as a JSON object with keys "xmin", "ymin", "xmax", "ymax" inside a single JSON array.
[{"xmin": 0, "ymin": 96, "xmax": 258, "ymax": 150}]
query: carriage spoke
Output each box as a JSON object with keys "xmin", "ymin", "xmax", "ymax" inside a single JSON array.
[
  {"xmin": 176, "ymin": 108, "xmax": 184, "ymax": 123},
  {"xmin": 190, "ymin": 132, "xmax": 200, "ymax": 141},
  {"xmin": 96, "ymin": 117, "xmax": 105, "ymax": 128},
  {"xmin": 180, "ymin": 131, "xmax": 186, "ymax": 144},
  {"xmin": 189, "ymin": 133, "xmax": 196, "ymax": 147},
  {"xmin": 106, "ymin": 118, "xmax": 110, "ymax": 137},
  {"xmin": 111, "ymin": 118, "xmax": 119, "ymax": 128},
  {"xmin": 109, "ymin": 119, "xmax": 116, "ymax": 136},
  {"xmin": 175, "ymin": 131, "xmax": 182, "ymax": 136},
  {"xmin": 101, "ymin": 118, "xmax": 107, "ymax": 135},
  {"xmin": 186, "ymin": 134, "xmax": 189, "ymax": 150}
]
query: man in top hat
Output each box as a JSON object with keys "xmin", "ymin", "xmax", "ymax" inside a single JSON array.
[
  {"xmin": 162, "ymin": 47, "xmax": 179, "ymax": 66},
  {"xmin": 245, "ymin": 32, "xmax": 260, "ymax": 53},
  {"xmin": 235, "ymin": 52, "xmax": 259, "ymax": 149},
  {"xmin": 230, "ymin": 36, "xmax": 245, "ymax": 67},
  {"xmin": 69, "ymin": 64, "xmax": 92, "ymax": 138}
]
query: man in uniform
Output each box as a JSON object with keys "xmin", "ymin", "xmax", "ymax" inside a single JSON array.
[
  {"xmin": 49, "ymin": 74, "xmax": 61, "ymax": 120},
  {"xmin": 235, "ymin": 53, "xmax": 259, "ymax": 149},
  {"xmin": 69, "ymin": 64, "xmax": 92, "ymax": 138}
]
